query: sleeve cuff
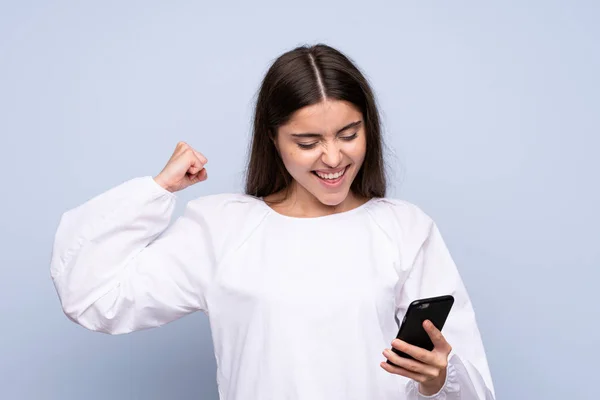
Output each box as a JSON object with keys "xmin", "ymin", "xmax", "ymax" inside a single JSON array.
[
  {"xmin": 144, "ymin": 176, "xmax": 178, "ymax": 199},
  {"xmin": 406, "ymin": 354, "xmax": 460, "ymax": 399}
]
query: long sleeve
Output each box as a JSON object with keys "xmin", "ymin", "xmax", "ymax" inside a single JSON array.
[
  {"xmin": 396, "ymin": 219, "xmax": 496, "ymax": 400},
  {"xmin": 50, "ymin": 176, "xmax": 218, "ymax": 335}
]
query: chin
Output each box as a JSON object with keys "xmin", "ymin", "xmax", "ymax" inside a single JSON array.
[{"xmin": 315, "ymin": 191, "xmax": 350, "ymax": 207}]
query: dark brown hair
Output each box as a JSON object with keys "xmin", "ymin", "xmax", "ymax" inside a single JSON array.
[{"xmin": 244, "ymin": 43, "xmax": 387, "ymax": 200}]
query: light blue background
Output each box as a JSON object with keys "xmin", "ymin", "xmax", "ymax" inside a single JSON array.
[{"xmin": 1, "ymin": 1, "xmax": 598, "ymax": 399}]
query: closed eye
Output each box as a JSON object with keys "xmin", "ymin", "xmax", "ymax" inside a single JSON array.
[
  {"xmin": 340, "ymin": 132, "xmax": 358, "ymax": 141},
  {"xmin": 295, "ymin": 132, "xmax": 358, "ymax": 150},
  {"xmin": 297, "ymin": 142, "xmax": 318, "ymax": 149}
]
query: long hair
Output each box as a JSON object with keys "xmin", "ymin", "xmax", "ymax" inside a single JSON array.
[{"xmin": 245, "ymin": 44, "xmax": 386, "ymax": 200}]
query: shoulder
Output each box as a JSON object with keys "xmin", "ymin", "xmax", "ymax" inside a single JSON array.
[
  {"xmin": 365, "ymin": 197, "xmax": 436, "ymax": 243},
  {"xmin": 182, "ymin": 193, "xmax": 269, "ymax": 260},
  {"xmin": 365, "ymin": 198, "xmax": 445, "ymax": 272},
  {"xmin": 367, "ymin": 197, "xmax": 434, "ymax": 228},
  {"xmin": 187, "ymin": 192, "xmax": 263, "ymax": 210},
  {"xmin": 184, "ymin": 192, "xmax": 268, "ymax": 223}
]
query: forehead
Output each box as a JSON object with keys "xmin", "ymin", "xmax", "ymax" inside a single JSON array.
[{"xmin": 280, "ymin": 100, "xmax": 362, "ymax": 135}]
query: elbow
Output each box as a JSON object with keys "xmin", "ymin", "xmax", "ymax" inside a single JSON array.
[
  {"xmin": 61, "ymin": 299, "xmax": 135, "ymax": 336},
  {"xmin": 52, "ymin": 276, "xmax": 134, "ymax": 336},
  {"xmin": 60, "ymin": 303, "xmax": 114, "ymax": 334}
]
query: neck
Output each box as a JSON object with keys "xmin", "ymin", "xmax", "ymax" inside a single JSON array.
[{"xmin": 265, "ymin": 182, "xmax": 366, "ymax": 218}]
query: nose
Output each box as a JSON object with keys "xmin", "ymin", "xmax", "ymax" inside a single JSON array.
[{"xmin": 321, "ymin": 142, "xmax": 343, "ymax": 168}]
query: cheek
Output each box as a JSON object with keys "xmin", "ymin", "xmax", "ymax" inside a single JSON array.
[
  {"xmin": 280, "ymin": 148, "xmax": 313, "ymax": 173},
  {"xmin": 346, "ymin": 139, "xmax": 367, "ymax": 161},
  {"xmin": 283, "ymin": 146, "xmax": 311, "ymax": 163}
]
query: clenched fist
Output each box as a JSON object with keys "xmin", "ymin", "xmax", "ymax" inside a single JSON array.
[{"xmin": 154, "ymin": 142, "xmax": 208, "ymax": 193}]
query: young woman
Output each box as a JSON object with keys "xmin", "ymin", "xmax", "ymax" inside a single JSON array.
[{"xmin": 51, "ymin": 44, "xmax": 495, "ymax": 399}]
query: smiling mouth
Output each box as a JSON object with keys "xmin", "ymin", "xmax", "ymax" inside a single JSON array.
[{"xmin": 312, "ymin": 166, "xmax": 348, "ymax": 181}]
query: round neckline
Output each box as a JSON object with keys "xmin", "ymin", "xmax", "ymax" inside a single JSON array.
[{"xmin": 256, "ymin": 197, "xmax": 379, "ymax": 221}]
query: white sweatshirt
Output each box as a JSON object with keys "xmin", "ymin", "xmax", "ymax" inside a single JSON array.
[{"xmin": 50, "ymin": 176, "xmax": 496, "ymax": 400}]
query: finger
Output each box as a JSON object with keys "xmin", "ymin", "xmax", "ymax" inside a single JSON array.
[
  {"xmin": 185, "ymin": 150, "xmax": 205, "ymax": 175},
  {"xmin": 185, "ymin": 168, "xmax": 207, "ymax": 186},
  {"xmin": 380, "ymin": 361, "xmax": 427, "ymax": 383},
  {"xmin": 167, "ymin": 142, "xmax": 190, "ymax": 167},
  {"xmin": 423, "ymin": 320, "xmax": 452, "ymax": 353},
  {"xmin": 382, "ymin": 349, "xmax": 439, "ymax": 377},
  {"xmin": 174, "ymin": 141, "xmax": 189, "ymax": 156},
  {"xmin": 192, "ymin": 149, "xmax": 208, "ymax": 165},
  {"xmin": 391, "ymin": 339, "xmax": 435, "ymax": 365},
  {"xmin": 187, "ymin": 166, "xmax": 207, "ymax": 182},
  {"xmin": 196, "ymin": 168, "xmax": 208, "ymax": 182},
  {"xmin": 187, "ymin": 162, "xmax": 202, "ymax": 175}
]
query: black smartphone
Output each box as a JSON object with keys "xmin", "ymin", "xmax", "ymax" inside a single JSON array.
[{"xmin": 387, "ymin": 295, "xmax": 454, "ymax": 366}]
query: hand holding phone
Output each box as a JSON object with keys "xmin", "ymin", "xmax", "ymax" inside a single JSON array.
[
  {"xmin": 387, "ymin": 295, "xmax": 454, "ymax": 365},
  {"xmin": 380, "ymin": 295, "xmax": 455, "ymax": 395}
]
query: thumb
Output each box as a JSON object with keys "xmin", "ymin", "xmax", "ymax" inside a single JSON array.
[{"xmin": 188, "ymin": 167, "xmax": 208, "ymax": 184}]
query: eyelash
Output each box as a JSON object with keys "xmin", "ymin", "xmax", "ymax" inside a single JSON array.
[{"xmin": 297, "ymin": 133, "xmax": 358, "ymax": 150}]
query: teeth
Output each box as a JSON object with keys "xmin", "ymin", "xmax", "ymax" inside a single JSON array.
[{"xmin": 316, "ymin": 168, "xmax": 345, "ymax": 180}]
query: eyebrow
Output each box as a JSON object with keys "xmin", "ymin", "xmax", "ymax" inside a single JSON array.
[{"xmin": 290, "ymin": 120, "xmax": 363, "ymax": 138}]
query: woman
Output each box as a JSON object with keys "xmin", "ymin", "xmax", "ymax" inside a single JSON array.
[{"xmin": 51, "ymin": 44, "xmax": 495, "ymax": 399}]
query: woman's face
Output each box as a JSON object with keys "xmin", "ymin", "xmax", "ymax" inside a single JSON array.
[{"xmin": 274, "ymin": 99, "xmax": 367, "ymax": 207}]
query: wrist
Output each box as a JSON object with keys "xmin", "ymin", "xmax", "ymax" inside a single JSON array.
[
  {"xmin": 418, "ymin": 369, "xmax": 447, "ymax": 396},
  {"xmin": 153, "ymin": 175, "xmax": 173, "ymax": 192}
]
